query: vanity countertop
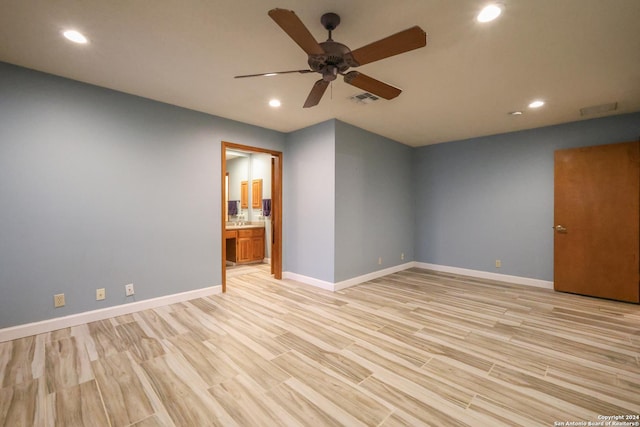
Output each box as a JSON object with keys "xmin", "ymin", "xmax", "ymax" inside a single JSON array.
[{"xmin": 225, "ymin": 222, "xmax": 265, "ymax": 230}]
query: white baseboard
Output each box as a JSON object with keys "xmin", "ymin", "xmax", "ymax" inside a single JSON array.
[
  {"xmin": 283, "ymin": 262, "xmax": 417, "ymax": 292},
  {"xmin": 282, "ymin": 272, "xmax": 336, "ymax": 291},
  {"xmin": 274, "ymin": 262, "xmax": 554, "ymax": 295},
  {"xmin": 415, "ymin": 262, "xmax": 554, "ymax": 289},
  {"xmin": 0, "ymin": 285, "xmax": 222, "ymax": 343},
  {"xmin": 334, "ymin": 262, "xmax": 417, "ymax": 291}
]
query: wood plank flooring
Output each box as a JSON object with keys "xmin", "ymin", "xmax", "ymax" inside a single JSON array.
[{"xmin": 1, "ymin": 266, "xmax": 639, "ymax": 426}]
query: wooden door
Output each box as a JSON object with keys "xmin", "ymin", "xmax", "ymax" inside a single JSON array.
[{"xmin": 554, "ymin": 141, "xmax": 639, "ymax": 302}]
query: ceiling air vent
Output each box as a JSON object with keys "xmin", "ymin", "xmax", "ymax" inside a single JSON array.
[
  {"xmin": 350, "ymin": 92, "xmax": 380, "ymax": 104},
  {"xmin": 580, "ymin": 102, "xmax": 617, "ymax": 117}
]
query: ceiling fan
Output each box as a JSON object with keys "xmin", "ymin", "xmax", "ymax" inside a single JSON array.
[{"xmin": 235, "ymin": 8, "xmax": 427, "ymax": 108}]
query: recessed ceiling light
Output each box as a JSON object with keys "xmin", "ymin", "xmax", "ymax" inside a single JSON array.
[
  {"xmin": 477, "ymin": 4, "xmax": 502, "ymax": 22},
  {"xmin": 264, "ymin": 73, "xmax": 277, "ymax": 77},
  {"xmin": 528, "ymin": 100, "xmax": 545, "ymax": 108},
  {"xmin": 269, "ymin": 99, "xmax": 281, "ymax": 108},
  {"xmin": 509, "ymin": 111, "xmax": 523, "ymax": 116},
  {"xmin": 63, "ymin": 30, "xmax": 88, "ymax": 44}
]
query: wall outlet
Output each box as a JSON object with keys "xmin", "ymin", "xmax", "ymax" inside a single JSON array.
[
  {"xmin": 96, "ymin": 288, "xmax": 106, "ymax": 301},
  {"xmin": 125, "ymin": 283, "xmax": 135, "ymax": 296},
  {"xmin": 378, "ymin": 257, "xmax": 382, "ymax": 265},
  {"xmin": 54, "ymin": 293, "xmax": 65, "ymax": 308},
  {"xmin": 401, "ymin": 253, "xmax": 405, "ymax": 261},
  {"xmin": 495, "ymin": 259, "xmax": 501, "ymax": 268}
]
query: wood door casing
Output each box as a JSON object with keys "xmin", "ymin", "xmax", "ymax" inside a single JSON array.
[
  {"xmin": 221, "ymin": 141, "xmax": 282, "ymax": 292},
  {"xmin": 270, "ymin": 154, "xmax": 282, "ymax": 279},
  {"xmin": 270, "ymin": 157, "xmax": 277, "ymax": 275},
  {"xmin": 554, "ymin": 141, "xmax": 639, "ymax": 303}
]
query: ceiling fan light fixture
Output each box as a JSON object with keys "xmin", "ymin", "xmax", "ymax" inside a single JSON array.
[
  {"xmin": 269, "ymin": 99, "xmax": 281, "ymax": 108},
  {"xmin": 63, "ymin": 29, "xmax": 88, "ymax": 44},
  {"xmin": 477, "ymin": 4, "xmax": 503, "ymax": 23}
]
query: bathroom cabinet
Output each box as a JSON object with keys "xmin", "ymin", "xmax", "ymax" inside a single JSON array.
[
  {"xmin": 226, "ymin": 227, "xmax": 265, "ymax": 264},
  {"xmin": 240, "ymin": 181, "xmax": 248, "ymax": 209},
  {"xmin": 252, "ymin": 179, "xmax": 262, "ymax": 209}
]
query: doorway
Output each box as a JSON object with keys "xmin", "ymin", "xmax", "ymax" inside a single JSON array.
[
  {"xmin": 554, "ymin": 141, "xmax": 639, "ymax": 302},
  {"xmin": 221, "ymin": 141, "xmax": 282, "ymax": 292}
]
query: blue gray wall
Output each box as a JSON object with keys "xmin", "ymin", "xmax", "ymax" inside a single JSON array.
[
  {"xmin": 414, "ymin": 112, "xmax": 640, "ymax": 281},
  {"xmin": 283, "ymin": 119, "xmax": 415, "ymax": 284},
  {"xmin": 2, "ymin": 60, "xmax": 640, "ymax": 329},
  {"xmin": 283, "ymin": 120, "xmax": 336, "ymax": 282},
  {"xmin": 0, "ymin": 62, "xmax": 285, "ymax": 328},
  {"xmin": 335, "ymin": 121, "xmax": 414, "ymax": 282}
]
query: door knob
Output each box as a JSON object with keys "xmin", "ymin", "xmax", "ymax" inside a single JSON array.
[{"xmin": 554, "ymin": 225, "xmax": 567, "ymax": 233}]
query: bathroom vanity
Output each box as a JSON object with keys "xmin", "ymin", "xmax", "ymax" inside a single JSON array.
[{"xmin": 225, "ymin": 224, "xmax": 265, "ymax": 264}]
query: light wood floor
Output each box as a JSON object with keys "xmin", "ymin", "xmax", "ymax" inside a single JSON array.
[{"xmin": 1, "ymin": 266, "xmax": 639, "ymax": 426}]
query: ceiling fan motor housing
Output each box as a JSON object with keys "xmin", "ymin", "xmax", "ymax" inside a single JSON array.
[{"xmin": 307, "ymin": 41, "xmax": 359, "ymax": 77}]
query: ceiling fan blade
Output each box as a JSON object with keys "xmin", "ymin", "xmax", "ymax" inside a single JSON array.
[
  {"xmin": 303, "ymin": 79, "xmax": 330, "ymax": 108},
  {"xmin": 343, "ymin": 71, "xmax": 402, "ymax": 100},
  {"xmin": 235, "ymin": 70, "xmax": 313, "ymax": 78},
  {"xmin": 350, "ymin": 26, "xmax": 426, "ymax": 66},
  {"xmin": 268, "ymin": 8, "xmax": 325, "ymax": 56}
]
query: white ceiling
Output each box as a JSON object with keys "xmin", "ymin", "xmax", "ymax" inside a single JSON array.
[{"xmin": 1, "ymin": 0, "xmax": 639, "ymax": 147}]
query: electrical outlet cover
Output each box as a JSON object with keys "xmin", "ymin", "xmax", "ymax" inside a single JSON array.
[
  {"xmin": 54, "ymin": 293, "xmax": 65, "ymax": 308},
  {"xmin": 125, "ymin": 283, "xmax": 135, "ymax": 296}
]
